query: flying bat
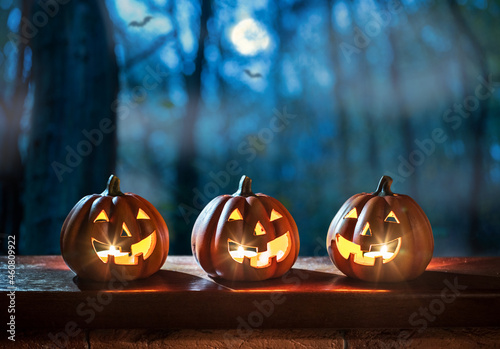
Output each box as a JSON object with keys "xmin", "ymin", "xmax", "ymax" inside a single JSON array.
[
  {"xmin": 129, "ymin": 16, "xmax": 153, "ymax": 27},
  {"xmin": 244, "ymin": 69, "xmax": 263, "ymax": 78}
]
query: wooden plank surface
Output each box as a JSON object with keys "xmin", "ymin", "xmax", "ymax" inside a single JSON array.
[{"xmin": 1, "ymin": 256, "xmax": 500, "ymax": 330}]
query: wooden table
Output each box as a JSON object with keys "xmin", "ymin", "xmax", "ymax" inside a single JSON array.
[{"xmin": 2, "ymin": 256, "xmax": 500, "ymax": 331}]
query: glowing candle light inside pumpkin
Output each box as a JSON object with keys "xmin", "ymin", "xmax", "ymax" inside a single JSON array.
[
  {"xmin": 363, "ymin": 244, "xmax": 394, "ymax": 259},
  {"xmin": 230, "ymin": 245, "xmax": 258, "ymax": 259},
  {"xmin": 96, "ymin": 245, "xmax": 129, "ymax": 259}
]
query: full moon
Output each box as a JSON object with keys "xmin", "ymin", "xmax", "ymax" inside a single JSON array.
[{"xmin": 230, "ymin": 18, "xmax": 270, "ymax": 55}]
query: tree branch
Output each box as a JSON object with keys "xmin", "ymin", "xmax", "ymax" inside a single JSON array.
[{"xmin": 124, "ymin": 32, "xmax": 175, "ymax": 70}]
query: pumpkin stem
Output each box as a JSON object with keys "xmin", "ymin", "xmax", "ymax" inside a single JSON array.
[
  {"xmin": 102, "ymin": 175, "xmax": 124, "ymax": 196},
  {"xmin": 233, "ymin": 175, "xmax": 255, "ymax": 196},
  {"xmin": 373, "ymin": 175, "xmax": 395, "ymax": 196}
]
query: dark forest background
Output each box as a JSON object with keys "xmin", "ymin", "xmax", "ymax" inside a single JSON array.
[{"xmin": 0, "ymin": 0, "xmax": 499, "ymax": 256}]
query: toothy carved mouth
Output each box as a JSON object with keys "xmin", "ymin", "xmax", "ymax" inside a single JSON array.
[
  {"xmin": 92, "ymin": 231, "xmax": 157, "ymax": 265},
  {"xmin": 228, "ymin": 232, "xmax": 291, "ymax": 268},
  {"xmin": 335, "ymin": 234, "xmax": 401, "ymax": 266}
]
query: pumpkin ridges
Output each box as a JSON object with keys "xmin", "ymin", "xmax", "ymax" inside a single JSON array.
[
  {"xmin": 61, "ymin": 195, "xmax": 107, "ymax": 280},
  {"xmin": 327, "ymin": 176, "xmax": 434, "ymax": 282},
  {"xmin": 247, "ymin": 196, "xmax": 278, "ymax": 249},
  {"xmin": 127, "ymin": 193, "xmax": 170, "ymax": 245},
  {"xmin": 61, "ymin": 176, "xmax": 169, "ymax": 282},
  {"xmin": 257, "ymin": 194, "xmax": 299, "ymax": 277},
  {"xmin": 192, "ymin": 176, "xmax": 299, "ymax": 281},
  {"xmin": 90, "ymin": 196, "xmax": 115, "ymax": 244},
  {"xmin": 212, "ymin": 196, "xmax": 247, "ymax": 278},
  {"xmin": 61, "ymin": 196, "xmax": 99, "ymax": 252},
  {"xmin": 393, "ymin": 195, "xmax": 433, "ymax": 278},
  {"xmin": 60, "ymin": 195, "xmax": 94, "ymax": 235},
  {"xmin": 245, "ymin": 196, "xmax": 280, "ymax": 278},
  {"xmin": 359, "ymin": 197, "xmax": 407, "ymax": 245},
  {"xmin": 365, "ymin": 197, "xmax": 415, "ymax": 281},
  {"xmin": 328, "ymin": 194, "xmax": 372, "ymax": 242},
  {"xmin": 211, "ymin": 196, "xmax": 287, "ymax": 281},
  {"xmin": 192, "ymin": 195, "xmax": 232, "ymax": 277},
  {"xmin": 124, "ymin": 193, "xmax": 170, "ymax": 275},
  {"xmin": 116, "ymin": 195, "xmax": 153, "ymax": 275},
  {"xmin": 347, "ymin": 194, "xmax": 429, "ymax": 282},
  {"xmin": 327, "ymin": 193, "xmax": 374, "ymax": 279},
  {"xmin": 209, "ymin": 197, "xmax": 234, "ymax": 277}
]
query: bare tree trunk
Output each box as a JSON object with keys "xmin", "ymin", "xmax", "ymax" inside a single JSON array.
[
  {"xmin": 0, "ymin": 0, "xmax": 31, "ymax": 253},
  {"xmin": 21, "ymin": 0, "xmax": 119, "ymax": 254},
  {"xmin": 328, "ymin": 0, "xmax": 351, "ymax": 197},
  {"xmin": 388, "ymin": 28, "xmax": 417, "ymax": 196},
  {"xmin": 448, "ymin": 0, "xmax": 489, "ymax": 253},
  {"xmin": 358, "ymin": 36, "xmax": 379, "ymax": 178},
  {"xmin": 174, "ymin": 0, "xmax": 212, "ymax": 254}
]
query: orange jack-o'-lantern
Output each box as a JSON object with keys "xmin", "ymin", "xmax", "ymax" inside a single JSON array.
[
  {"xmin": 327, "ymin": 176, "xmax": 433, "ymax": 282},
  {"xmin": 192, "ymin": 175, "xmax": 300, "ymax": 281},
  {"xmin": 60, "ymin": 175, "xmax": 169, "ymax": 281}
]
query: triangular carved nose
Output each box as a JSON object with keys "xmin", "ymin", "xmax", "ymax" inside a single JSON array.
[
  {"xmin": 254, "ymin": 221, "xmax": 266, "ymax": 236},
  {"xmin": 361, "ymin": 222, "xmax": 372, "ymax": 236},
  {"xmin": 121, "ymin": 223, "xmax": 131, "ymax": 237}
]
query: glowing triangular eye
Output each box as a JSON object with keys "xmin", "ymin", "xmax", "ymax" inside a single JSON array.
[
  {"xmin": 385, "ymin": 211, "xmax": 400, "ymax": 223},
  {"xmin": 361, "ymin": 222, "xmax": 372, "ymax": 236},
  {"xmin": 344, "ymin": 208, "xmax": 358, "ymax": 219},
  {"xmin": 121, "ymin": 223, "xmax": 132, "ymax": 237},
  {"xmin": 270, "ymin": 209, "xmax": 282, "ymax": 221},
  {"xmin": 137, "ymin": 208, "xmax": 150, "ymax": 220},
  {"xmin": 94, "ymin": 210, "xmax": 109, "ymax": 222},
  {"xmin": 254, "ymin": 221, "xmax": 266, "ymax": 235},
  {"xmin": 228, "ymin": 208, "xmax": 243, "ymax": 221}
]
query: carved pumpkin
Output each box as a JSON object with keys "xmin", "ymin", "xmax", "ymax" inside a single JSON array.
[
  {"xmin": 192, "ymin": 175, "xmax": 300, "ymax": 281},
  {"xmin": 60, "ymin": 175, "xmax": 169, "ymax": 281},
  {"xmin": 327, "ymin": 176, "xmax": 433, "ymax": 282}
]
